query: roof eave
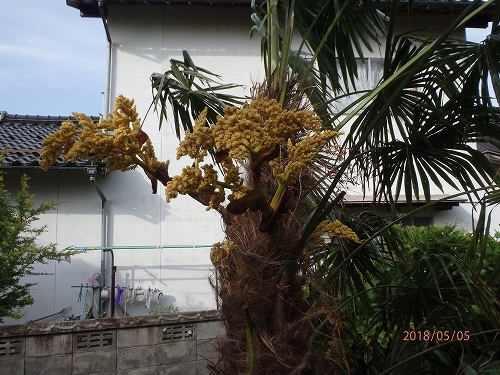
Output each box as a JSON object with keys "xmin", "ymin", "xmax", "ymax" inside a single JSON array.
[
  {"xmin": 0, "ymin": 165, "xmax": 106, "ymax": 172},
  {"xmin": 66, "ymin": 0, "xmax": 259, "ymax": 17},
  {"xmin": 343, "ymin": 195, "xmax": 467, "ymax": 212},
  {"xmin": 66, "ymin": 0, "xmax": 101, "ymax": 18},
  {"xmin": 66, "ymin": 0, "xmax": 496, "ymax": 24}
]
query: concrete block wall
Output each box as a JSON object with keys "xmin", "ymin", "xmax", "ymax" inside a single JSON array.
[{"xmin": 0, "ymin": 310, "xmax": 222, "ymax": 375}]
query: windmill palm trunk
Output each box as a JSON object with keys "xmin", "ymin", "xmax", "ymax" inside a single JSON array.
[{"xmin": 212, "ymin": 210, "xmax": 312, "ymax": 374}]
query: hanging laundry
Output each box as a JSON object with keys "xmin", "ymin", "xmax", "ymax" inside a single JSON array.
[
  {"xmin": 157, "ymin": 291, "xmax": 163, "ymax": 304},
  {"xmin": 125, "ymin": 283, "xmax": 133, "ymax": 306},
  {"xmin": 145, "ymin": 287, "xmax": 152, "ymax": 309},
  {"xmin": 80, "ymin": 284, "xmax": 89, "ymax": 320},
  {"xmin": 116, "ymin": 285, "xmax": 124, "ymax": 304},
  {"xmin": 134, "ymin": 286, "xmax": 145, "ymax": 302}
]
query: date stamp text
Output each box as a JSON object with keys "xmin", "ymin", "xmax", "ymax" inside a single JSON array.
[{"xmin": 403, "ymin": 330, "xmax": 470, "ymax": 342}]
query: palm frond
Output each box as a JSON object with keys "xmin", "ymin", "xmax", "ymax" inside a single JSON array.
[
  {"xmin": 148, "ymin": 50, "xmax": 244, "ymax": 137},
  {"xmin": 294, "ymin": 0, "xmax": 386, "ymax": 93},
  {"xmin": 345, "ymin": 29, "xmax": 500, "ymax": 206}
]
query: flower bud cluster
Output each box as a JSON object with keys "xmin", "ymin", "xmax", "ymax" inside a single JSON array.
[
  {"xmin": 167, "ymin": 94, "xmax": 341, "ymax": 209},
  {"xmin": 166, "ymin": 164, "xmax": 225, "ymax": 210},
  {"xmin": 176, "ymin": 108, "xmax": 215, "ymax": 160},
  {"xmin": 310, "ymin": 220, "xmax": 361, "ymax": 244},
  {"xmin": 210, "ymin": 240, "xmax": 236, "ymax": 267},
  {"xmin": 166, "ymin": 107, "xmax": 244, "ymax": 209},
  {"xmin": 212, "ymin": 93, "xmax": 325, "ymax": 162},
  {"xmin": 41, "ymin": 95, "xmax": 163, "ymax": 174},
  {"xmin": 42, "ymin": 93, "xmax": 342, "ymax": 216},
  {"xmin": 270, "ymin": 130, "xmax": 339, "ymax": 184}
]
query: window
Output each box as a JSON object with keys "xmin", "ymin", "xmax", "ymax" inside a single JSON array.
[{"xmin": 333, "ymin": 58, "xmax": 384, "ymax": 112}]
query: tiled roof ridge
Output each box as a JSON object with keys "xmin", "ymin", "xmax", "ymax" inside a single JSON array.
[
  {"xmin": 0, "ymin": 112, "xmax": 103, "ymax": 169},
  {"xmin": 0, "ymin": 112, "xmax": 100, "ymax": 123}
]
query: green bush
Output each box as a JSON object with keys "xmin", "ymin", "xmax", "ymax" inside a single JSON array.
[
  {"xmin": 0, "ymin": 171, "xmax": 64, "ymax": 322},
  {"xmin": 336, "ymin": 223, "xmax": 500, "ymax": 374}
]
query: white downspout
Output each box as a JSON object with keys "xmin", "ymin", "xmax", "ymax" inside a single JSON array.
[
  {"xmin": 98, "ymin": 0, "xmax": 112, "ymax": 316},
  {"xmin": 99, "ymin": 0, "xmax": 112, "ymax": 119},
  {"xmin": 102, "ymin": 43, "xmax": 112, "ymax": 119},
  {"xmin": 86, "ymin": 166, "xmax": 108, "ymax": 317}
]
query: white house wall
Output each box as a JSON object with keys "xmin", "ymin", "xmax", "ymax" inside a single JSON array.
[
  {"xmin": 3, "ymin": 166, "xmax": 220, "ymax": 324},
  {"xmin": 95, "ymin": 5, "xmax": 265, "ymax": 319}
]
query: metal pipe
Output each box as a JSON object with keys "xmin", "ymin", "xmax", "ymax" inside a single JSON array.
[
  {"xmin": 92, "ymin": 0, "xmax": 112, "ymax": 317},
  {"xmin": 89, "ymin": 173, "xmax": 107, "ymax": 317},
  {"xmin": 111, "ymin": 264, "xmax": 116, "ymax": 317},
  {"xmin": 98, "ymin": 0, "xmax": 112, "ymax": 119},
  {"xmin": 28, "ymin": 307, "xmax": 72, "ymax": 323},
  {"xmin": 90, "ymin": 177, "xmax": 107, "ymax": 205},
  {"xmin": 98, "ymin": 1, "xmax": 112, "ymax": 44},
  {"xmin": 104, "ymin": 249, "xmax": 116, "ymax": 317}
]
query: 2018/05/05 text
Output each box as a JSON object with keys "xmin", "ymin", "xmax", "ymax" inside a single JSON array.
[{"xmin": 403, "ymin": 330, "xmax": 470, "ymax": 343}]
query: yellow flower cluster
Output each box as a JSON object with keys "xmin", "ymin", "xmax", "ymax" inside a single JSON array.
[
  {"xmin": 168, "ymin": 104, "xmax": 254, "ymax": 208},
  {"xmin": 165, "ymin": 159, "xmax": 244, "ymax": 210},
  {"xmin": 167, "ymin": 94, "xmax": 341, "ymax": 210},
  {"xmin": 270, "ymin": 130, "xmax": 339, "ymax": 184},
  {"xmin": 166, "ymin": 164, "xmax": 225, "ymax": 210},
  {"xmin": 310, "ymin": 220, "xmax": 361, "ymax": 244},
  {"xmin": 220, "ymin": 158, "xmax": 243, "ymax": 187},
  {"xmin": 176, "ymin": 108, "xmax": 214, "ymax": 160},
  {"xmin": 210, "ymin": 240, "xmax": 237, "ymax": 267},
  {"xmin": 166, "ymin": 165, "xmax": 202, "ymax": 199},
  {"xmin": 212, "ymin": 94, "xmax": 324, "ymax": 161},
  {"xmin": 228, "ymin": 185, "xmax": 248, "ymax": 201},
  {"xmin": 41, "ymin": 95, "xmax": 163, "ymax": 174}
]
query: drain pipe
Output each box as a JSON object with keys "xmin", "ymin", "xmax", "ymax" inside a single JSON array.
[
  {"xmin": 86, "ymin": 167, "xmax": 107, "ymax": 317},
  {"xmin": 98, "ymin": 0, "xmax": 112, "ymax": 119},
  {"xmin": 97, "ymin": 0, "xmax": 114, "ymax": 317},
  {"xmin": 104, "ymin": 249, "xmax": 116, "ymax": 317}
]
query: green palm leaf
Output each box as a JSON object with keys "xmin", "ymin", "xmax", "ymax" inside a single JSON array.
[
  {"xmin": 149, "ymin": 50, "xmax": 244, "ymax": 138},
  {"xmin": 293, "ymin": 0, "xmax": 386, "ymax": 93},
  {"xmin": 344, "ymin": 28, "xmax": 500, "ymax": 206}
]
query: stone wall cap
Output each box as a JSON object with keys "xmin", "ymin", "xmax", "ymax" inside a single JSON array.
[{"xmin": 0, "ymin": 309, "xmax": 221, "ymax": 337}]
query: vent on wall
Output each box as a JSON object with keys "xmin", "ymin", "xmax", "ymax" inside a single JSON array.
[
  {"xmin": 75, "ymin": 331, "xmax": 114, "ymax": 350},
  {"xmin": 0, "ymin": 339, "xmax": 22, "ymax": 356},
  {"xmin": 161, "ymin": 324, "xmax": 195, "ymax": 341}
]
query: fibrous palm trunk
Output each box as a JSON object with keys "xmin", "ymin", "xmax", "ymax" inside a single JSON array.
[{"xmin": 211, "ymin": 209, "xmax": 314, "ymax": 375}]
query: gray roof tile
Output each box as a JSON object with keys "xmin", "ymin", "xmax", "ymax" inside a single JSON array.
[{"xmin": 0, "ymin": 112, "xmax": 103, "ymax": 170}]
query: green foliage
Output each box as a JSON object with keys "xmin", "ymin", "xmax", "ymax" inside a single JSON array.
[
  {"xmin": 0, "ymin": 171, "xmax": 63, "ymax": 322},
  {"xmin": 319, "ymin": 223, "xmax": 500, "ymax": 374},
  {"xmin": 149, "ymin": 50, "xmax": 244, "ymax": 138}
]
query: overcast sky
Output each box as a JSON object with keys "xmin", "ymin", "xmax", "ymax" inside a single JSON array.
[
  {"xmin": 0, "ymin": 1, "xmax": 105, "ymax": 116},
  {"xmin": 0, "ymin": 1, "xmax": 493, "ymax": 116}
]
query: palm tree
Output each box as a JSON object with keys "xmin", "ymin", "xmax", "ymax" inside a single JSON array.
[{"xmin": 41, "ymin": 0, "xmax": 500, "ymax": 373}]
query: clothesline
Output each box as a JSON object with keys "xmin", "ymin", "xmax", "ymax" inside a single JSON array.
[
  {"xmin": 70, "ymin": 285, "xmax": 99, "ymax": 288},
  {"xmin": 69, "ymin": 245, "xmax": 213, "ymax": 251},
  {"xmin": 70, "ymin": 285, "xmax": 163, "ymax": 290}
]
